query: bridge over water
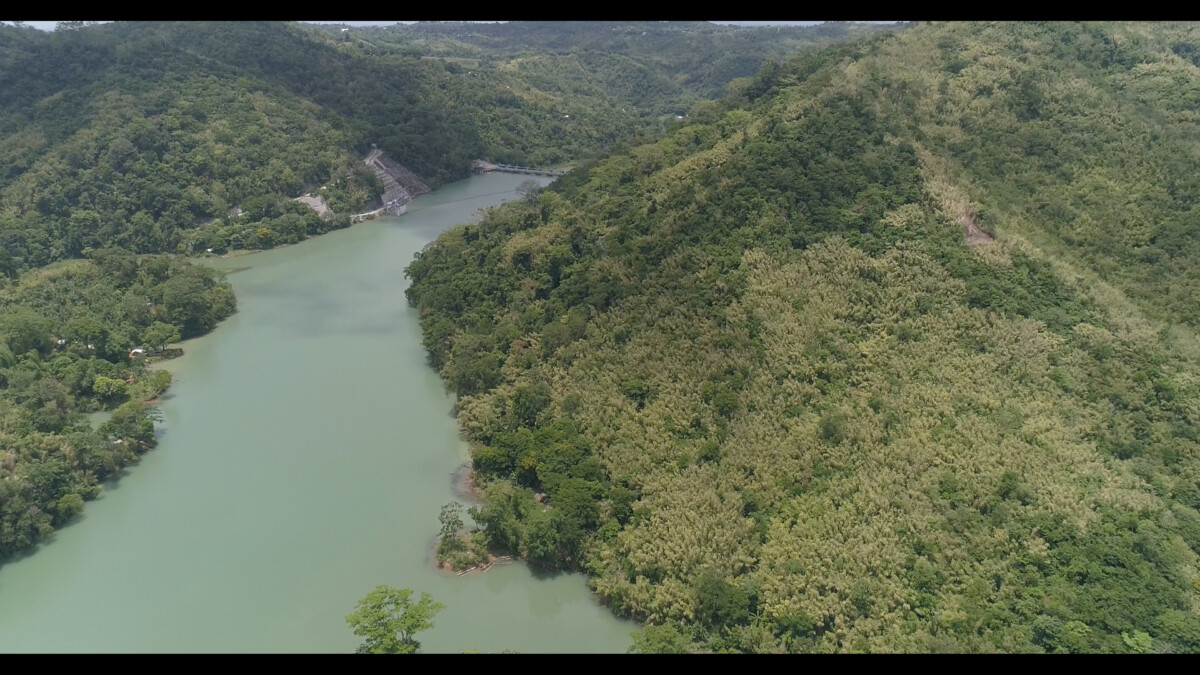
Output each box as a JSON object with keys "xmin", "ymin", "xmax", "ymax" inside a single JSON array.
[{"xmin": 471, "ymin": 160, "xmax": 565, "ymax": 177}]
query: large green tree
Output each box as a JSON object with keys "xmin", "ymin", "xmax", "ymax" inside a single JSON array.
[
  {"xmin": 142, "ymin": 321, "xmax": 181, "ymax": 352},
  {"xmin": 345, "ymin": 585, "xmax": 444, "ymax": 654},
  {"xmin": 629, "ymin": 623, "xmax": 694, "ymax": 654}
]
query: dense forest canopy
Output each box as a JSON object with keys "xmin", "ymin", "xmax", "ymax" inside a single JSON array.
[
  {"xmin": 406, "ymin": 21, "xmax": 1200, "ymax": 653},
  {"xmin": 0, "ymin": 251, "xmax": 234, "ymax": 559},
  {"xmin": 0, "ymin": 21, "xmax": 873, "ymax": 567},
  {"xmin": 10, "ymin": 19, "xmax": 1200, "ymax": 655},
  {"xmin": 0, "ymin": 20, "xmax": 874, "ymax": 272},
  {"xmin": 322, "ymin": 21, "xmax": 889, "ymax": 102}
]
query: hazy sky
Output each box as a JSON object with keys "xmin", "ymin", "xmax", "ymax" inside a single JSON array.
[{"xmin": 6, "ymin": 20, "xmax": 858, "ymax": 32}]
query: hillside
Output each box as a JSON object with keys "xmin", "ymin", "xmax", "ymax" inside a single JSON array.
[
  {"xmin": 0, "ymin": 21, "xmax": 869, "ymax": 271},
  {"xmin": 0, "ymin": 20, "xmax": 881, "ymax": 570},
  {"xmin": 406, "ymin": 22, "xmax": 1200, "ymax": 653},
  {"xmin": 337, "ymin": 21, "xmax": 890, "ymax": 104}
]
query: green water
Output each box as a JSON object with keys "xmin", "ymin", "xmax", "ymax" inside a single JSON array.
[
  {"xmin": 87, "ymin": 410, "xmax": 113, "ymax": 429},
  {"xmin": 0, "ymin": 173, "xmax": 635, "ymax": 653}
]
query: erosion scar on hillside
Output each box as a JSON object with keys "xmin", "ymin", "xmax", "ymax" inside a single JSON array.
[
  {"xmin": 964, "ymin": 217, "xmax": 993, "ymax": 247},
  {"xmin": 912, "ymin": 143, "xmax": 994, "ymax": 247}
]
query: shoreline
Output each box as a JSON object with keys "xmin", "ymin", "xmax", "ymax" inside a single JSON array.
[
  {"xmin": 451, "ymin": 461, "xmax": 484, "ymax": 504},
  {"xmin": 0, "ymin": 171, "xmax": 640, "ymax": 653},
  {"xmin": 430, "ymin": 536, "xmax": 514, "ymax": 577},
  {"xmin": 198, "ymin": 174, "xmax": 543, "ymax": 270},
  {"xmin": 431, "ymin": 463, "xmax": 505, "ymax": 576},
  {"xmin": 201, "ymin": 190, "xmax": 429, "ymax": 264}
]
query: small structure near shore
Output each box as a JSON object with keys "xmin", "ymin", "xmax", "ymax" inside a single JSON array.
[{"xmin": 129, "ymin": 347, "xmax": 171, "ymax": 359}]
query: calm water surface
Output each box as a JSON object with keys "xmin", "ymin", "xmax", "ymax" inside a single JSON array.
[{"xmin": 0, "ymin": 173, "xmax": 635, "ymax": 653}]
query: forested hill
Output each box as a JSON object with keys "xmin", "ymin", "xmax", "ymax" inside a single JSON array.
[
  {"xmin": 406, "ymin": 21, "xmax": 1200, "ymax": 653},
  {"xmin": 0, "ymin": 21, "xmax": 874, "ymax": 270},
  {"xmin": 327, "ymin": 21, "xmax": 889, "ymax": 102},
  {"xmin": 0, "ymin": 20, "xmax": 881, "ymax": 571}
]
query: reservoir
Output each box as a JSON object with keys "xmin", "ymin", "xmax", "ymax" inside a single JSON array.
[{"xmin": 0, "ymin": 173, "xmax": 635, "ymax": 653}]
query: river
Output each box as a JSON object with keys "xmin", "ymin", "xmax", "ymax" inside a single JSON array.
[{"xmin": 0, "ymin": 173, "xmax": 636, "ymax": 653}]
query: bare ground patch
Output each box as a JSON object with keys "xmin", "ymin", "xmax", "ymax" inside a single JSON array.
[
  {"xmin": 912, "ymin": 141, "xmax": 994, "ymax": 247},
  {"xmin": 964, "ymin": 218, "xmax": 994, "ymax": 247},
  {"xmin": 293, "ymin": 194, "xmax": 331, "ymax": 218}
]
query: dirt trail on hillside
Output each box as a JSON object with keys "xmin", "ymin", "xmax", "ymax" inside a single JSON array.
[
  {"xmin": 912, "ymin": 142, "xmax": 994, "ymax": 247},
  {"xmin": 963, "ymin": 217, "xmax": 993, "ymax": 247}
]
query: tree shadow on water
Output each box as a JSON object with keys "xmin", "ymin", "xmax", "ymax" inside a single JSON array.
[{"xmin": 527, "ymin": 563, "xmax": 569, "ymax": 582}]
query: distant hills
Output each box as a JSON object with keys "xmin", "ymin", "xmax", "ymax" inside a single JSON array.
[{"xmin": 0, "ymin": 20, "xmax": 883, "ymax": 267}]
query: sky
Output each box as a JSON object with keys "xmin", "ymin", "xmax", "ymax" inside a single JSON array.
[{"xmin": 4, "ymin": 20, "xmax": 873, "ymax": 32}]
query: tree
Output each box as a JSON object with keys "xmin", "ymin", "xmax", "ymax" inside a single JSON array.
[
  {"xmin": 143, "ymin": 321, "xmax": 181, "ymax": 352},
  {"xmin": 146, "ymin": 369, "xmax": 173, "ymax": 398},
  {"xmin": 439, "ymin": 501, "xmax": 464, "ymax": 539},
  {"xmin": 160, "ymin": 275, "xmax": 209, "ymax": 335},
  {"xmin": 55, "ymin": 493, "xmax": 85, "ymax": 522},
  {"xmin": 346, "ymin": 585, "xmax": 444, "ymax": 654},
  {"xmin": 619, "ymin": 379, "xmax": 651, "ymax": 410},
  {"xmin": 99, "ymin": 401, "xmax": 161, "ymax": 447},
  {"xmin": 1122, "ymin": 630, "xmax": 1153, "ymax": 654},
  {"xmin": 516, "ymin": 179, "xmax": 541, "ymax": 205},
  {"xmin": 712, "ymin": 390, "xmax": 740, "ymax": 419},
  {"xmin": 694, "ymin": 570, "xmax": 750, "ymax": 629},
  {"xmin": 0, "ymin": 248, "xmax": 17, "ymax": 279},
  {"xmin": 437, "ymin": 501, "xmax": 467, "ymax": 562},
  {"xmin": 1, "ymin": 307, "xmax": 53, "ymax": 355},
  {"xmin": 66, "ymin": 316, "xmax": 108, "ymax": 353},
  {"xmin": 629, "ymin": 623, "xmax": 693, "ymax": 654},
  {"xmin": 92, "ymin": 376, "xmax": 128, "ymax": 404},
  {"xmin": 511, "ymin": 382, "xmax": 551, "ymax": 428}
]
